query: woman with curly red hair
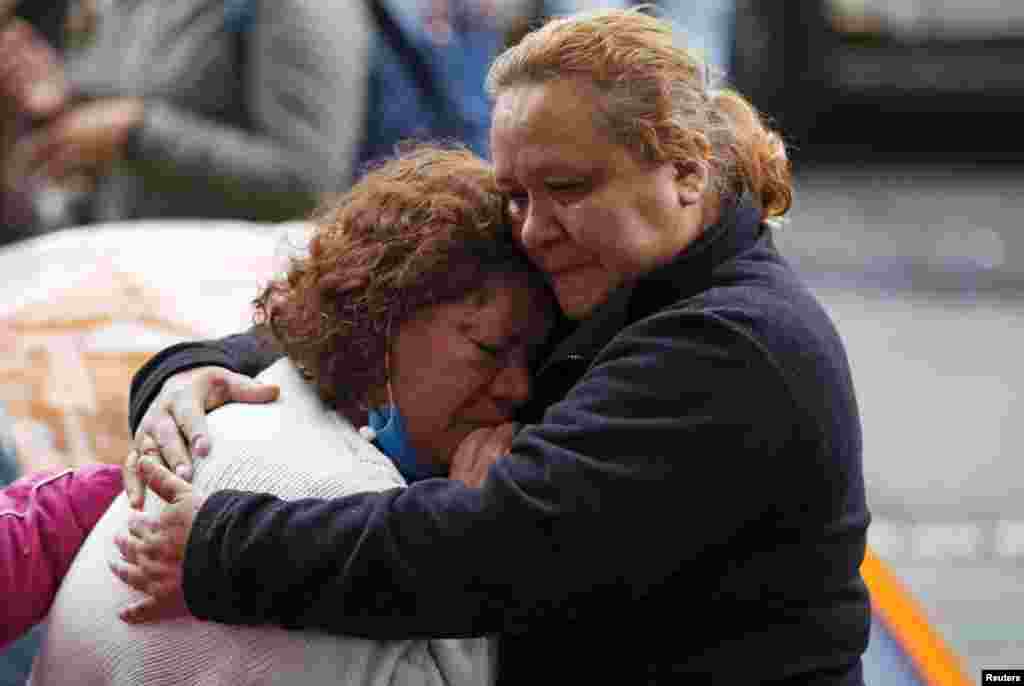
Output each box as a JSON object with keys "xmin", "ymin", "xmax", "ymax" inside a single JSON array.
[{"xmin": 32, "ymin": 144, "xmax": 554, "ymax": 686}]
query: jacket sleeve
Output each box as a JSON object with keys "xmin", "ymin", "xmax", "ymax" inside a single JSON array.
[
  {"xmin": 0, "ymin": 464, "xmax": 122, "ymax": 648},
  {"xmin": 128, "ymin": 326, "xmax": 284, "ymax": 435},
  {"xmin": 182, "ymin": 311, "xmax": 799, "ymax": 639},
  {"xmin": 121, "ymin": 0, "xmax": 371, "ymax": 220}
]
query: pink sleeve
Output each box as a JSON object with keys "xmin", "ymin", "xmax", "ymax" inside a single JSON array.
[{"xmin": 0, "ymin": 464, "xmax": 122, "ymax": 648}]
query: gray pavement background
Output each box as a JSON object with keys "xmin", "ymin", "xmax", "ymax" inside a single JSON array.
[
  {"xmin": 782, "ymin": 163, "xmax": 1023, "ymax": 276},
  {"xmin": 780, "ymin": 163, "xmax": 1024, "ymax": 677}
]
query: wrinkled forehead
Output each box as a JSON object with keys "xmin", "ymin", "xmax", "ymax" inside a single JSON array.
[{"xmin": 491, "ymin": 80, "xmax": 611, "ymax": 178}]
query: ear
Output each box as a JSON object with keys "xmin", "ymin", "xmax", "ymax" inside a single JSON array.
[{"xmin": 674, "ymin": 159, "xmax": 709, "ymax": 207}]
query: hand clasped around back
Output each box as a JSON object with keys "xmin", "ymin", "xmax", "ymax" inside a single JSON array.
[{"xmin": 110, "ymin": 456, "xmax": 206, "ymax": 624}]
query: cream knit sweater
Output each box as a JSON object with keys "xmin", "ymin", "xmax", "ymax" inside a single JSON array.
[{"xmin": 30, "ymin": 359, "xmax": 495, "ymax": 685}]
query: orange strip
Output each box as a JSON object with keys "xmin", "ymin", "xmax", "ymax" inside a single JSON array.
[{"xmin": 861, "ymin": 547, "xmax": 972, "ymax": 686}]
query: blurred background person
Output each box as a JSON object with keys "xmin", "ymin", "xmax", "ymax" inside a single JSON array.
[
  {"xmin": 1, "ymin": 0, "xmax": 510, "ymax": 241},
  {"xmin": 660, "ymin": 0, "xmax": 735, "ymax": 78},
  {"xmin": 358, "ymin": 0, "xmax": 503, "ymax": 169},
  {"xmin": 3, "ymin": 0, "xmax": 372, "ymax": 234},
  {"xmin": 0, "ymin": 4, "xmax": 70, "ymax": 243}
]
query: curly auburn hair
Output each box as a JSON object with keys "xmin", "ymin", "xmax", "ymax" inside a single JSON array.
[
  {"xmin": 487, "ymin": 7, "xmax": 792, "ymax": 219},
  {"xmin": 254, "ymin": 144, "xmax": 541, "ymax": 415}
]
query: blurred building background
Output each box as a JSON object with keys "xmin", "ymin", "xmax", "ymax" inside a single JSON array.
[
  {"xmin": 732, "ymin": 0, "xmax": 1024, "ymax": 679},
  {"xmin": 1, "ymin": 0, "xmax": 1022, "ymax": 682}
]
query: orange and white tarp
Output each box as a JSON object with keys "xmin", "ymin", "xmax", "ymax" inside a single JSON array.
[{"xmin": 0, "ymin": 220, "xmax": 308, "ymax": 473}]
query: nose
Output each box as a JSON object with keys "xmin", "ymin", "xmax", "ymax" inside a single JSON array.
[
  {"xmin": 516, "ymin": 196, "xmax": 563, "ymax": 254},
  {"xmin": 489, "ymin": 360, "xmax": 532, "ymax": 412}
]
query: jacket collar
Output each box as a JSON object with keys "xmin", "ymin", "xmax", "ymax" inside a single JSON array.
[{"xmin": 541, "ymin": 194, "xmax": 765, "ymax": 370}]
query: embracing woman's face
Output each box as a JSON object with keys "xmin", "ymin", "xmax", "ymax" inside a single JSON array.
[
  {"xmin": 490, "ymin": 77, "xmax": 709, "ymax": 320},
  {"xmin": 386, "ymin": 272, "xmax": 554, "ymax": 469}
]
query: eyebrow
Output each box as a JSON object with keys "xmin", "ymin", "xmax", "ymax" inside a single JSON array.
[
  {"xmin": 461, "ymin": 318, "xmax": 536, "ymax": 348},
  {"xmin": 507, "ymin": 160, "xmax": 595, "ymax": 186},
  {"xmin": 496, "ymin": 144, "xmax": 594, "ymax": 182}
]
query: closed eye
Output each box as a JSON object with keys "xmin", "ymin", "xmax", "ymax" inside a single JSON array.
[
  {"xmin": 505, "ymin": 192, "xmax": 528, "ymax": 219},
  {"xmin": 545, "ymin": 177, "xmax": 587, "ymax": 193},
  {"xmin": 473, "ymin": 339, "xmax": 503, "ymax": 359}
]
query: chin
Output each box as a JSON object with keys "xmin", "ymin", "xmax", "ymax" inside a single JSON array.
[
  {"xmin": 552, "ymin": 271, "xmax": 617, "ymax": 320},
  {"xmin": 556, "ymin": 289, "xmax": 605, "ymax": 321},
  {"xmin": 560, "ymin": 303, "xmax": 592, "ymax": 321}
]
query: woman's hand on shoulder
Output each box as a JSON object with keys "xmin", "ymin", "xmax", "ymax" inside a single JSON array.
[
  {"xmin": 449, "ymin": 422, "xmax": 518, "ymax": 488},
  {"xmin": 125, "ymin": 366, "xmax": 279, "ymax": 509}
]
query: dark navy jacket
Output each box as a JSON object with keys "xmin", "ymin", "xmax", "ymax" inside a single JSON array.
[{"xmin": 129, "ymin": 197, "xmax": 871, "ymax": 684}]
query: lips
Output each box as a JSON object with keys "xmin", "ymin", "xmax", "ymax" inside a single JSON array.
[
  {"xmin": 545, "ymin": 260, "xmax": 594, "ymax": 279},
  {"xmin": 550, "ymin": 262, "xmax": 604, "ymax": 288}
]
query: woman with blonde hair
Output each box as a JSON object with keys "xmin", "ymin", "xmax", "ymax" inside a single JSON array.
[{"xmin": 116, "ymin": 9, "xmax": 870, "ymax": 684}]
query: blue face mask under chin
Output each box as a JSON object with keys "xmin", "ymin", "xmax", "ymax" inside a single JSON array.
[{"xmin": 366, "ymin": 405, "xmax": 445, "ymax": 483}]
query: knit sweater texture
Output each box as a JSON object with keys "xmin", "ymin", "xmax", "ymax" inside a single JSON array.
[{"xmin": 31, "ymin": 359, "xmax": 494, "ymax": 686}]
